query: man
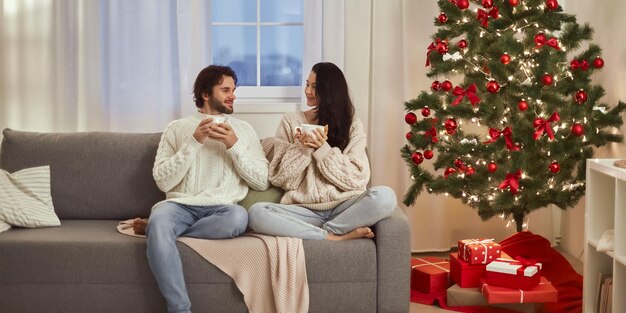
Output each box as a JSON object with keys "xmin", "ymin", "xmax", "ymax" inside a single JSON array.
[{"xmin": 141, "ymin": 65, "xmax": 269, "ymax": 313}]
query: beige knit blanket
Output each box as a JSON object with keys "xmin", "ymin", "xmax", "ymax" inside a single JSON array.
[{"xmin": 117, "ymin": 220, "xmax": 309, "ymax": 313}]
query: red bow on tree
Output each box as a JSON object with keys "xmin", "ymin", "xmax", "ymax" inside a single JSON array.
[
  {"xmin": 443, "ymin": 166, "xmax": 475, "ymax": 178},
  {"xmin": 570, "ymin": 59, "xmax": 589, "ymax": 71},
  {"xmin": 499, "ymin": 169, "xmax": 522, "ymax": 194},
  {"xmin": 425, "ymin": 38, "xmax": 446, "ymax": 67},
  {"xmin": 533, "ymin": 112, "xmax": 560, "ymax": 140},
  {"xmin": 476, "ymin": 7, "xmax": 499, "ymax": 27},
  {"xmin": 452, "ymin": 84, "xmax": 481, "ymax": 106},
  {"xmin": 424, "ymin": 126, "xmax": 439, "ymax": 143},
  {"xmin": 484, "ymin": 126, "xmax": 521, "ymax": 151},
  {"xmin": 534, "ymin": 33, "xmax": 560, "ymax": 50}
]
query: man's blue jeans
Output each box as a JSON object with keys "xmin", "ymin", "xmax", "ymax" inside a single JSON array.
[{"xmin": 146, "ymin": 202, "xmax": 248, "ymax": 313}]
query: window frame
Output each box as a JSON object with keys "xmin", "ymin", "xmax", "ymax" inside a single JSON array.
[{"xmin": 210, "ymin": 0, "xmax": 322, "ymax": 107}]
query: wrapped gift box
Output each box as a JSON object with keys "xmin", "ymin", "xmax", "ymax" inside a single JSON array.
[
  {"xmin": 458, "ymin": 238, "xmax": 502, "ymax": 265},
  {"xmin": 449, "ymin": 252, "xmax": 486, "ymax": 288},
  {"xmin": 485, "ymin": 258, "xmax": 542, "ymax": 290},
  {"xmin": 481, "ymin": 277, "xmax": 558, "ymax": 304},
  {"xmin": 446, "ymin": 283, "xmax": 543, "ymax": 313},
  {"xmin": 411, "ymin": 256, "xmax": 451, "ymax": 294}
]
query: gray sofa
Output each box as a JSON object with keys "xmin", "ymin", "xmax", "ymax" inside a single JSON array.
[{"xmin": 0, "ymin": 128, "xmax": 410, "ymax": 313}]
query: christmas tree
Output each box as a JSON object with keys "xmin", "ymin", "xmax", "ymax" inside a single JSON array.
[{"xmin": 401, "ymin": 0, "xmax": 625, "ymax": 232}]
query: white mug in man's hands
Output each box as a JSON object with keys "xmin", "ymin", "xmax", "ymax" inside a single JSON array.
[
  {"xmin": 295, "ymin": 123, "xmax": 325, "ymax": 140},
  {"xmin": 208, "ymin": 115, "xmax": 227, "ymax": 124}
]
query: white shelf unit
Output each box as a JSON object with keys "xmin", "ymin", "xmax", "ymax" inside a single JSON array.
[{"xmin": 583, "ymin": 159, "xmax": 626, "ymax": 313}]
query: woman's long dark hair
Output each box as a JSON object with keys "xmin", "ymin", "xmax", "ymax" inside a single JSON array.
[{"xmin": 311, "ymin": 62, "xmax": 355, "ymax": 151}]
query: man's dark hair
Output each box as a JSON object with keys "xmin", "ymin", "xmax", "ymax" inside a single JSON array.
[
  {"xmin": 312, "ymin": 62, "xmax": 355, "ymax": 151},
  {"xmin": 193, "ymin": 65, "xmax": 238, "ymax": 108}
]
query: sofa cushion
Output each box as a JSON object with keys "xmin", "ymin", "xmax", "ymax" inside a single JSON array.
[
  {"xmin": 0, "ymin": 129, "xmax": 165, "ymax": 219},
  {"xmin": 238, "ymin": 186, "xmax": 284, "ymax": 210},
  {"xmin": 0, "ymin": 220, "xmax": 377, "ymax": 285},
  {"xmin": 0, "ymin": 165, "xmax": 60, "ymax": 232}
]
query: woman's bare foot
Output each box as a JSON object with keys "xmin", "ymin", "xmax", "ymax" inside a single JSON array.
[
  {"xmin": 326, "ymin": 227, "xmax": 374, "ymax": 241},
  {"xmin": 132, "ymin": 218, "xmax": 148, "ymax": 235}
]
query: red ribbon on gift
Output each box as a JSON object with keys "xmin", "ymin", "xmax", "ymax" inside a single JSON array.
[
  {"xmin": 534, "ymin": 33, "xmax": 560, "ymax": 50},
  {"xmin": 570, "ymin": 59, "xmax": 589, "ymax": 71},
  {"xmin": 426, "ymin": 38, "xmax": 446, "ymax": 67},
  {"xmin": 499, "ymin": 170, "xmax": 522, "ymax": 194},
  {"xmin": 484, "ymin": 127, "xmax": 521, "ymax": 151},
  {"xmin": 477, "ymin": 7, "xmax": 499, "ymax": 27},
  {"xmin": 452, "ymin": 84, "xmax": 480, "ymax": 106},
  {"xmin": 533, "ymin": 112, "xmax": 560, "ymax": 140},
  {"xmin": 424, "ymin": 126, "xmax": 439, "ymax": 143}
]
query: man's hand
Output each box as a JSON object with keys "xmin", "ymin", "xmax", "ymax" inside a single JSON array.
[
  {"xmin": 193, "ymin": 118, "xmax": 215, "ymax": 143},
  {"xmin": 207, "ymin": 122, "xmax": 238, "ymax": 148}
]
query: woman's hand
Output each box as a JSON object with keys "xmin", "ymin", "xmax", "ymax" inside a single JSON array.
[{"xmin": 303, "ymin": 125, "xmax": 328, "ymax": 149}]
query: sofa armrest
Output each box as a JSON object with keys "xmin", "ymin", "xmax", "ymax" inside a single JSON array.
[{"xmin": 373, "ymin": 207, "xmax": 411, "ymax": 313}]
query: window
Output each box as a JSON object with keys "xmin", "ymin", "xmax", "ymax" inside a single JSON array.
[{"xmin": 211, "ymin": 0, "xmax": 308, "ymax": 103}]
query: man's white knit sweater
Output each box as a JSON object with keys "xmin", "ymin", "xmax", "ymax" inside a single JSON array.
[
  {"xmin": 153, "ymin": 111, "xmax": 269, "ymax": 208},
  {"xmin": 269, "ymin": 111, "xmax": 370, "ymax": 211}
]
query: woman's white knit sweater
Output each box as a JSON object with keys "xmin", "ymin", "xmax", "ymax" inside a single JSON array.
[
  {"xmin": 269, "ymin": 111, "xmax": 370, "ymax": 211},
  {"xmin": 152, "ymin": 112, "xmax": 269, "ymax": 208}
]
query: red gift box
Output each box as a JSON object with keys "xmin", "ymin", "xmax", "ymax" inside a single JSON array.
[
  {"xmin": 458, "ymin": 238, "xmax": 501, "ymax": 265},
  {"xmin": 480, "ymin": 277, "xmax": 558, "ymax": 304},
  {"xmin": 485, "ymin": 257, "xmax": 542, "ymax": 290},
  {"xmin": 411, "ymin": 257, "xmax": 451, "ymax": 294},
  {"xmin": 449, "ymin": 252, "xmax": 486, "ymax": 288}
]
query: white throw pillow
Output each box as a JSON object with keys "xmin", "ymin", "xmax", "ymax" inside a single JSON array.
[
  {"xmin": 0, "ymin": 165, "xmax": 60, "ymax": 233},
  {"xmin": 0, "ymin": 220, "xmax": 10, "ymax": 233}
]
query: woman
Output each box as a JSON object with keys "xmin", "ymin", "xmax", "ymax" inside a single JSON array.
[{"xmin": 248, "ymin": 62, "xmax": 396, "ymax": 240}]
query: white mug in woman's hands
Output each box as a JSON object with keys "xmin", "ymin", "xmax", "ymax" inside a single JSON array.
[{"xmin": 295, "ymin": 123, "xmax": 325, "ymax": 140}]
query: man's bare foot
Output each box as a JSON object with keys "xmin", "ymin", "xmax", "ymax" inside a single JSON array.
[
  {"xmin": 132, "ymin": 218, "xmax": 148, "ymax": 235},
  {"xmin": 326, "ymin": 227, "xmax": 374, "ymax": 241}
]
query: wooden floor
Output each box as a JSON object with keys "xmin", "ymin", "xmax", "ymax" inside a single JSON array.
[{"xmin": 408, "ymin": 246, "xmax": 583, "ymax": 313}]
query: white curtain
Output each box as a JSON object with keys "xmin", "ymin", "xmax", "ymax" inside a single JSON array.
[{"xmin": 0, "ymin": 0, "xmax": 210, "ymax": 135}]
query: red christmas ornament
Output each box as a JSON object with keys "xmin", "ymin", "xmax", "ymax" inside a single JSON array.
[
  {"xmin": 444, "ymin": 167, "xmax": 456, "ymax": 177},
  {"xmin": 482, "ymin": 0, "xmax": 494, "ymax": 8},
  {"xmin": 518, "ymin": 100, "xmax": 529, "ymax": 111},
  {"xmin": 454, "ymin": 158, "xmax": 465, "ymax": 168},
  {"xmin": 509, "ymin": 0, "xmax": 519, "ymax": 6},
  {"xmin": 458, "ymin": 39, "xmax": 468, "ymax": 49},
  {"xmin": 405, "ymin": 112, "xmax": 417, "ymax": 125},
  {"xmin": 405, "ymin": 132, "xmax": 412, "ymax": 140},
  {"xmin": 421, "ymin": 107, "xmax": 431, "ymax": 117},
  {"xmin": 456, "ymin": 0, "xmax": 470, "ymax": 10},
  {"xmin": 438, "ymin": 12, "xmax": 448, "ymax": 24},
  {"xmin": 500, "ymin": 53, "xmax": 511, "ymax": 64},
  {"xmin": 593, "ymin": 57, "xmax": 605, "ymax": 69},
  {"xmin": 431, "ymin": 81, "xmax": 441, "ymax": 91},
  {"xmin": 436, "ymin": 41, "xmax": 449, "ymax": 54},
  {"xmin": 571, "ymin": 123, "xmax": 584, "ymax": 137},
  {"xmin": 488, "ymin": 162, "xmax": 498, "ymax": 173},
  {"xmin": 466, "ymin": 167, "xmax": 476, "ymax": 176},
  {"xmin": 441, "ymin": 80, "xmax": 453, "ymax": 91},
  {"xmin": 486, "ymin": 80, "xmax": 500, "ymax": 93},
  {"xmin": 545, "ymin": 0, "xmax": 558, "ymax": 10},
  {"xmin": 575, "ymin": 90, "xmax": 588, "ymax": 104},
  {"xmin": 411, "ymin": 152, "xmax": 424, "ymax": 165},
  {"xmin": 549, "ymin": 161, "xmax": 561, "ymax": 174},
  {"xmin": 444, "ymin": 118, "xmax": 458, "ymax": 134},
  {"xmin": 541, "ymin": 73, "xmax": 554, "ymax": 86},
  {"xmin": 424, "ymin": 149, "xmax": 434, "ymax": 159}
]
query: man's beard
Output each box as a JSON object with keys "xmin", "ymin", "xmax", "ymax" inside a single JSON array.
[{"xmin": 210, "ymin": 97, "xmax": 233, "ymax": 114}]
